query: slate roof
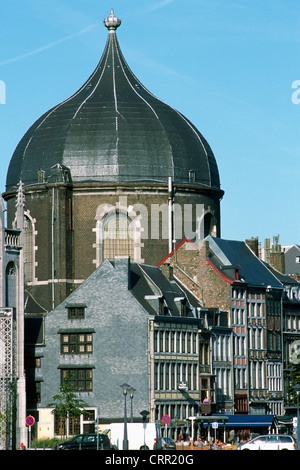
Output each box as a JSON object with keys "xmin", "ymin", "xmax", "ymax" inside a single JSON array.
[
  {"xmin": 206, "ymin": 236, "xmax": 283, "ymax": 288},
  {"xmin": 6, "ymin": 10, "xmax": 220, "ymax": 191},
  {"xmin": 284, "ymin": 245, "xmax": 300, "ymax": 276},
  {"xmin": 108, "ymin": 260, "xmax": 201, "ymax": 318},
  {"xmin": 137, "ymin": 264, "xmax": 202, "ymax": 317}
]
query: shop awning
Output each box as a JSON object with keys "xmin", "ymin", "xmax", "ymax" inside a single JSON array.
[
  {"xmin": 201, "ymin": 415, "xmax": 275, "ymax": 428},
  {"xmin": 276, "ymin": 416, "xmax": 294, "ymax": 427}
]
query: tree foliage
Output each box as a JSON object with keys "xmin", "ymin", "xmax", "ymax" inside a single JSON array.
[
  {"xmin": 47, "ymin": 377, "xmax": 89, "ymax": 437},
  {"xmin": 47, "ymin": 377, "xmax": 88, "ymax": 417},
  {"xmin": 287, "ymin": 352, "xmax": 300, "ymax": 401}
]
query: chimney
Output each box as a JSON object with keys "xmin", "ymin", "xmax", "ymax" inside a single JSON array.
[
  {"xmin": 114, "ymin": 257, "xmax": 131, "ymax": 290},
  {"xmin": 246, "ymin": 237, "xmax": 259, "ymax": 257},
  {"xmin": 270, "ymin": 236, "xmax": 285, "ymax": 274},
  {"xmin": 235, "ymin": 265, "xmax": 241, "ymax": 281},
  {"xmin": 270, "ymin": 252, "xmax": 285, "ymax": 274},
  {"xmin": 199, "ymin": 240, "xmax": 210, "ymax": 258},
  {"xmin": 160, "ymin": 262, "xmax": 173, "ymax": 280}
]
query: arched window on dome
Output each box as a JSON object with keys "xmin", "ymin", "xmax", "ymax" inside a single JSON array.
[
  {"xmin": 94, "ymin": 204, "xmax": 145, "ymax": 266},
  {"xmin": 204, "ymin": 213, "xmax": 217, "ymax": 238},
  {"xmin": 198, "ymin": 211, "xmax": 218, "ymax": 240},
  {"xmin": 103, "ymin": 212, "xmax": 134, "ymax": 260}
]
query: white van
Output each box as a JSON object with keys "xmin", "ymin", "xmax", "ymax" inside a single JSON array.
[
  {"xmin": 103, "ymin": 422, "xmax": 162, "ymax": 450},
  {"xmin": 237, "ymin": 434, "xmax": 296, "ymax": 450}
]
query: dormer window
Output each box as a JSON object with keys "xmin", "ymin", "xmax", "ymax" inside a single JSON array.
[
  {"xmin": 189, "ymin": 169, "xmax": 196, "ymax": 183},
  {"xmin": 174, "ymin": 296, "xmax": 186, "ymax": 317},
  {"xmin": 181, "ymin": 299, "xmax": 187, "ymax": 317},
  {"xmin": 159, "ymin": 298, "xmax": 169, "ymax": 316},
  {"xmin": 66, "ymin": 304, "xmax": 86, "ymax": 320}
]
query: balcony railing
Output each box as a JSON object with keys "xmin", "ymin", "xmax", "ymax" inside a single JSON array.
[{"xmin": 4, "ymin": 229, "xmax": 21, "ymax": 249}]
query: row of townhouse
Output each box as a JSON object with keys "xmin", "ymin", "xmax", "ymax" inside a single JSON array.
[
  {"xmin": 24, "ymin": 236, "xmax": 300, "ymax": 442},
  {"xmin": 160, "ymin": 235, "xmax": 300, "ymax": 419}
]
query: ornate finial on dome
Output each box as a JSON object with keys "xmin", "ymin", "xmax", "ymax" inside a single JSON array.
[{"xmin": 104, "ymin": 9, "xmax": 121, "ymax": 32}]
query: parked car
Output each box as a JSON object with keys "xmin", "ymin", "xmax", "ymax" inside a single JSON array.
[
  {"xmin": 56, "ymin": 433, "xmax": 111, "ymax": 450},
  {"xmin": 161, "ymin": 437, "xmax": 176, "ymax": 450},
  {"xmin": 236, "ymin": 434, "xmax": 296, "ymax": 451}
]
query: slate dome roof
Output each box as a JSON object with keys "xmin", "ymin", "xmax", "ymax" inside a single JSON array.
[{"xmin": 6, "ymin": 10, "xmax": 221, "ymax": 191}]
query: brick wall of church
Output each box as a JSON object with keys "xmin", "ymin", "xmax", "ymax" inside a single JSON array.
[{"xmin": 4, "ymin": 183, "xmax": 222, "ymax": 311}]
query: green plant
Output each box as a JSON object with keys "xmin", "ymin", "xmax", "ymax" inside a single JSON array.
[{"xmin": 47, "ymin": 376, "xmax": 89, "ymax": 438}]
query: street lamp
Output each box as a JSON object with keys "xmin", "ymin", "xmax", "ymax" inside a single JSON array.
[
  {"xmin": 128, "ymin": 387, "xmax": 136, "ymax": 423},
  {"xmin": 140, "ymin": 410, "xmax": 150, "ymax": 450},
  {"xmin": 120, "ymin": 383, "xmax": 131, "ymax": 450},
  {"xmin": 188, "ymin": 416, "xmax": 196, "ymax": 444},
  {"xmin": 293, "ymin": 384, "xmax": 300, "ymax": 450}
]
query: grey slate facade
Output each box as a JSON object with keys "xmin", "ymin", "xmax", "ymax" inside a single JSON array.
[
  {"xmin": 36, "ymin": 257, "xmax": 211, "ymax": 439},
  {"xmin": 38, "ymin": 258, "xmax": 151, "ymax": 420}
]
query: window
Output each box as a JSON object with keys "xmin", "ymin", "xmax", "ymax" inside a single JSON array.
[
  {"xmin": 280, "ymin": 436, "xmax": 293, "ymax": 443},
  {"xmin": 203, "ymin": 212, "xmax": 217, "ymax": 238},
  {"xmin": 54, "ymin": 413, "xmax": 80, "ymax": 437},
  {"xmin": 188, "ymin": 169, "xmax": 196, "ymax": 182},
  {"xmin": 103, "ymin": 212, "xmax": 134, "ymax": 260},
  {"xmin": 254, "ymin": 436, "xmax": 267, "ymax": 443},
  {"xmin": 159, "ymin": 298, "xmax": 168, "ymax": 315},
  {"xmin": 24, "ymin": 216, "xmax": 34, "ymax": 282},
  {"xmin": 67, "ymin": 306, "xmax": 86, "ymax": 319},
  {"xmin": 95, "ymin": 203, "xmax": 145, "ymax": 265},
  {"xmin": 171, "ymin": 332, "xmax": 175, "ymax": 352},
  {"xmin": 5, "ymin": 262, "xmax": 16, "ymax": 308},
  {"xmin": 61, "ymin": 369, "xmax": 93, "ymax": 391},
  {"xmin": 61, "ymin": 333, "xmax": 93, "ymax": 354}
]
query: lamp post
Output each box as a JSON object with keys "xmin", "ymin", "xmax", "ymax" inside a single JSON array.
[
  {"xmin": 140, "ymin": 410, "xmax": 150, "ymax": 450},
  {"xmin": 128, "ymin": 387, "xmax": 136, "ymax": 423},
  {"xmin": 120, "ymin": 383, "xmax": 131, "ymax": 450},
  {"xmin": 188, "ymin": 416, "xmax": 196, "ymax": 445},
  {"xmin": 293, "ymin": 384, "xmax": 300, "ymax": 450}
]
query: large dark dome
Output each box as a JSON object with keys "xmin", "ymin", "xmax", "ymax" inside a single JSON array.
[{"xmin": 6, "ymin": 10, "xmax": 220, "ymax": 192}]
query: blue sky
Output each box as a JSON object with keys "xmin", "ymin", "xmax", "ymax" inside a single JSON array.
[{"xmin": 0, "ymin": 0, "xmax": 299, "ymax": 247}]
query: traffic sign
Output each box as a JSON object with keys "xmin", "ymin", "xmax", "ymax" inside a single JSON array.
[
  {"xmin": 26, "ymin": 415, "xmax": 35, "ymax": 427},
  {"xmin": 162, "ymin": 414, "xmax": 171, "ymax": 424},
  {"xmin": 212, "ymin": 421, "xmax": 219, "ymax": 429},
  {"xmin": 293, "ymin": 417, "xmax": 298, "ymax": 429}
]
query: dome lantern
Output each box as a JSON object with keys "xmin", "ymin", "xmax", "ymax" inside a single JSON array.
[{"xmin": 103, "ymin": 9, "xmax": 121, "ymax": 32}]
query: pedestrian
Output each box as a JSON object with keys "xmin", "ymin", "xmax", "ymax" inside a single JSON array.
[{"xmin": 194, "ymin": 437, "xmax": 204, "ymax": 449}]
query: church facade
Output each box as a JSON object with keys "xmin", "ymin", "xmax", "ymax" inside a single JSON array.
[{"xmin": 4, "ymin": 10, "xmax": 223, "ymax": 315}]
